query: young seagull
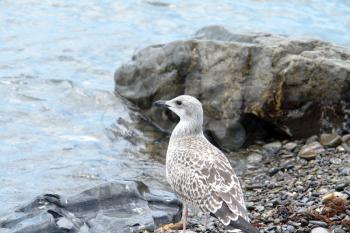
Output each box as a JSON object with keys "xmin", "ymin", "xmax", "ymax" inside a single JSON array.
[{"xmin": 154, "ymin": 95, "xmax": 259, "ymax": 233}]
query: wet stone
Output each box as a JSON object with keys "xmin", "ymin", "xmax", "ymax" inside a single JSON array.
[{"xmin": 0, "ymin": 181, "xmax": 182, "ymax": 233}]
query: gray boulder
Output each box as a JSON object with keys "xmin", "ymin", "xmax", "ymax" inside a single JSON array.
[
  {"xmin": 115, "ymin": 26, "xmax": 350, "ymax": 151},
  {"xmin": 0, "ymin": 181, "xmax": 181, "ymax": 233}
]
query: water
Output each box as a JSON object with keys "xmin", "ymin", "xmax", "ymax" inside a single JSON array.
[{"xmin": 1, "ymin": 0, "xmax": 350, "ymax": 217}]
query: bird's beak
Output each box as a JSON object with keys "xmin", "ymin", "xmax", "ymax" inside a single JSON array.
[{"xmin": 153, "ymin": 100, "xmax": 169, "ymax": 108}]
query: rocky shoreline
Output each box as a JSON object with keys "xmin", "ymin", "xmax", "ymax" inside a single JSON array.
[
  {"xmin": 156, "ymin": 133, "xmax": 350, "ymax": 233},
  {"xmin": 2, "ymin": 134, "xmax": 348, "ymax": 233}
]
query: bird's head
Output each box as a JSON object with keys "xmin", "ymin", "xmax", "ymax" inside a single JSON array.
[{"xmin": 153, "ymin": 95, "xmax": 203, "ymax": 124}]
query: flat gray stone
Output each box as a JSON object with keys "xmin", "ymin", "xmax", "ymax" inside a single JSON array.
[
  {"xmin": 298, "ymin": 142, "xmax": 325, "ymax": 160},
  {"xmin": 310, "ymin": 227, "xmax": 329, "ymax": 233}
]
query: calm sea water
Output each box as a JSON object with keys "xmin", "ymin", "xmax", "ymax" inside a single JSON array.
[{"xmin": 1, "ymin": 0, "xmax": 349, "ymax": 216}]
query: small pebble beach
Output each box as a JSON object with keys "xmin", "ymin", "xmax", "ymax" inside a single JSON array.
[{"xmin": 157, "ymin": 133, "xmax": 350, "ymax": 233}]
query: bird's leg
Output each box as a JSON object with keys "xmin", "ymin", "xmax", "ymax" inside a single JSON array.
[
  {"xmin": 203, "ymin": 212, "xmax": 209, "ymax": 229},
  {"xmin": 182, "ymin": 203, "xmax": 188, "ymax": 232}
]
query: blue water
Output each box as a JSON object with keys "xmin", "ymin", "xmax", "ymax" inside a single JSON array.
[{"xmin": 1, "ymin": 0, "xmax": 350, "ymax": 216}]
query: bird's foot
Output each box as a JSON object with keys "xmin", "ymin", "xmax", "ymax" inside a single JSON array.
[
  {"xmin": 160, "ymin": 222, "xmax": 183, "ymax": 230},
  {"xmin": 154, "ymin": 221, "xmax": 197, "ymax": 233}
]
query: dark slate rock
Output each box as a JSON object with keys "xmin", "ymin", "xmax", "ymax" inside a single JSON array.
[{"xmin": 0, "ymin": 181, "xmax": 182, "ymax": 233}]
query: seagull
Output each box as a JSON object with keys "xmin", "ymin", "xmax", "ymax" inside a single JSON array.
[{"xmin": 154, "ymin": 95, "xmax": 259, "ymax": 233}]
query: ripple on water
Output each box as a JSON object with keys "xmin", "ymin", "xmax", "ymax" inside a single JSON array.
[{"xmin": 0, "ymin": 75, "xmax": 167, "ymax": 216}]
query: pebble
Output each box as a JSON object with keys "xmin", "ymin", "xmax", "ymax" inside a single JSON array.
[
  {"xmin": 255, "ymin": 205, "xmax": 265, "ymax": 212},
  {"xmin": 309, "ymin": 220, "xmax": 328, "ymax": 228},
  {"xmin": 330, "ymin": 157, "xmax": 341, "ymax": 165},
  {"xmin": 296, "ymin": 186, "xmax": 304, "ymax": 192},
  {"xmin": 263, "ymin": 141, "xmax": 282, "ymax": 155},
  {"xmin": 268, "ymin": 167, "xmax": 280, "ymax": 176},
  {"xmin": 320, "ymin": 133, "xmax": 342, "ymax": 147},
  {"xmin": 245, "ymin": 202, "xmax": 255, "ymax": 210},
  {"xmin": 339, "ymin": 167, "xmax": 350, "ymax": 175},
  {"xmin": 274, "ymin": 218, "xmax": 280, "ymax": 224},
  {"xmin": 281, "ymin": 153, "xmax": 295, "ymax": 159},
  {"xmin": 281, "ymin": 160, "xmax": 294, "ymax": 170},
  {"xmin": 335, "ymin": 183, "xmax": 346, "ymax": 191},
  {"xmin": 336, "ymin": 145, "xmax": 345, "ymax": 152},
  {"xmin": 310, "ymin": 227, "xmax": 329, "ymax": 233},
  {"xmin": 298, "ymin": 142, "xmax": 325, "ymax": 160},
  {"xmin": 333, "ymin": 228, "xmax": 346, "ymax": 233},
  {"xmin": 286, "ymin": 225, "xmax": 295, "ymax": 232},
  {"xmin": 247, "ymin": 153, "xmax": 263, "ymax": 164},
  {"xmin": 300, "ymin": 219, "xmax": 309, "ymax": 227},
  {"xmin": 284, "ymin": 142, "xmax": 298, "ymax": 151}
]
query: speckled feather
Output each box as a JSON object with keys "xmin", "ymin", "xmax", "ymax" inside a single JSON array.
[{"xmin": 166, "ymin": 136, "xmax": 249, "ymax": 226}]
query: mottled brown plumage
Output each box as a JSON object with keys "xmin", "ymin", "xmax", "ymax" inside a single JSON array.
[{"xmin": 154, "ymin": 95, "xmax": 258, "ymax": 233}]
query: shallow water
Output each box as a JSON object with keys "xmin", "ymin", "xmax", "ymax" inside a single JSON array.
[{"xmin": 1, "ymin": 0, "xmax": 350, "ymax": 216}]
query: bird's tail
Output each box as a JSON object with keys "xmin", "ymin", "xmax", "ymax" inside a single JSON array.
[
  {"xmin": 226, "ymin": 216, "xmax": 259, "ymax": 233},
  {"xmin": 211, "ymin": 201, "xmax": 260, "ymax": 233}
]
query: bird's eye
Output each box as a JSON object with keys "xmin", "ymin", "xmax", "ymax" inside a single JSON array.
[{"xmin": 175, "ymin": 100, "xmax": 182, "ymax": 106}]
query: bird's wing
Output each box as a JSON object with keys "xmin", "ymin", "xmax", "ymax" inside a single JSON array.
[{"xmin": 199, "ymin": 147, "xmax": 249, "ymax": 224}]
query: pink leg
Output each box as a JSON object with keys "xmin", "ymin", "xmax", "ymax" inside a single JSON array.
[
  {"xmin": 182, "ymin": 203, "xmax": 188, "ymax": 232},
  {"xmin": 204, "ymin": 212, "xmax": 209, "ymax": 229}
]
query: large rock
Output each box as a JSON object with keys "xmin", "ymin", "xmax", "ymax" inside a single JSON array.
[
  {"xmin": 115, "ymin": 26, "xmax": 350, "ymax": 151},
  {"xmin": 0, "ymin": 181, "xmax": 181, "ymax": 233}
]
